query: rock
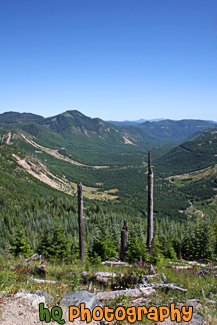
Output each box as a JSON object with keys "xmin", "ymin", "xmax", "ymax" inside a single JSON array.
[
  {"xmin": 59, "ymin": 290, "xmax": 102, "ymax": 311},
  {"xmin": 14, "ymin": 291, "xmax": 46, "ymax": 310},
  {"xmin": 30, "ymin": 295, "xmax": 46, "ymax": 310},
  {"xmin": 30, "ymin": 290, "xmax": 54, "ymax": 304},
  {"xmin": 14, "ymin": 292, "xmax": 26, "ymax": 299},
  {"xmin": 180, "ymin": 313, "xmax": 204, "ymax": 324},
  {"xmin": 156, "ymin": 313, "xmax": 204, "ymax": 324}
]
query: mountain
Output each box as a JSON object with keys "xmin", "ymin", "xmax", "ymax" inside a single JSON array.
[
  {"xmin": 158, "ymin": 125, "xmax": 217, "ymax": 175},
  {"xmin": 0, "ymin": 111, "xmax": 214, "ymax": 149},
  {"xmin": 0, "ymin": 110, "xmax": 143, "ymax": 167},
  {"xmin": 122, "ymin": 119, "xmax": 216, "ymax": 146},
  {"xmin": 2, "ymin": 110, "xmax": 138, "ymax": 146},
  {"xmin": 108, "ymin": 119, "xmax": 147, "ymax": 126},
  {"xmin": 0, "ymin": 110, "xmax": 215, "ymax": 173},
  {"xmin": 0, "ymin": 112, "xmax": 44, "ymax": 125},
  {"xmin": 42, "ymin": 111, "xmax": 216, "ymax": 150},
  {"xmin": 155, "ymin": 125, "xmax": 217, "ymax": 209},
  {"xmin": 108, "ymin": 118, "xmax": 165, "ymax": 126}
]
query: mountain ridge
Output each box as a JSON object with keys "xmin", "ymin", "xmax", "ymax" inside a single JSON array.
[{"xmin": 0, "ymin": 110, "xmax": 215, "ymax": 149}]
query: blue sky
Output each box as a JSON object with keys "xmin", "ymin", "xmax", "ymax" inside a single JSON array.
[{"xmin": 1, "ymin": 0, "xmax": 217, "ymax": 121}]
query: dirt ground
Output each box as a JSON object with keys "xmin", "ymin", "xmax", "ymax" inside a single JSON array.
[
  {"xmin": 1, "ymin": 294, "xmax": 216, "ymax": 324},
  {"xmin": 0, "ymin": 295, "xmax": 100, "ymax": 325}
]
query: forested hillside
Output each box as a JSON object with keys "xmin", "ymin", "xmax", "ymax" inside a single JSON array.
[{"xmin": 0, "ymin": 110, "xmax": 216, "ymax": 263}]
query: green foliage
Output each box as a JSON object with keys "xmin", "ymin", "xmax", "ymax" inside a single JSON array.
[
  {"xmin": 90, "ymin": 234, "xmax": 118, "ymax": 261},
  {"xmin": 10, "ymin": 229, "xmax": 33, "ymax": 258},
  {"xmin": 0, "ymin": 269, "xmax": 16, "ymax": 290},
  {"xmin": 37, "ymin": 226, "xmax": 71, "ymax": 260},
  {"xmin": 181, "ymin": 219, "xmax": 216, "ymax": 261},
  {"xmin": 126, "ymin": 235, "xmax": 147, "ymax": 263},
  {"xmin": 162, "ymin": 242, "xmax": 177, "ymax": 261},
  {"xmin": 148, "ymin": 237, "xmax": 164, "ymax": 265}
]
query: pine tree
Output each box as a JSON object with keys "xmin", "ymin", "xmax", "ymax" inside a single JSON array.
[
  {"xmin": 10, "ymin": 228, "xmax": 33, "ymax": 258},
  {"xmin": 37, "ymin": 226, "xmax": 71, "ymax": 260}
]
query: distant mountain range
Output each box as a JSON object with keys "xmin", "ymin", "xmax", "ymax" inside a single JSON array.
[
  {"xmin": 107, "ymin": 118, "xmax": 165, "ymax": 126},
  {"xmin": 108, "ymin": 118, "xmax": 217, "ymax": 126}
]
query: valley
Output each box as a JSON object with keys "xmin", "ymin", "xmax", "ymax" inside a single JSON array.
[
  {"xmin": 0, "ymin": 110, "xmax": 216, "ymax": 216},
  {"xmin": 0, "ymin": 110, "xmax": 216, "ymax": 261}
]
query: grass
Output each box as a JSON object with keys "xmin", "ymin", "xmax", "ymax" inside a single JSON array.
[{"xmin": 70, "ymin": 183, "xmax": 119, "ymax": 200}]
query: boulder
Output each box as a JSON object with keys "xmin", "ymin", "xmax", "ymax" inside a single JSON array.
[
  {"xmin": 156, "ymin": 313, "xmax": 204, "ymax": 324},
  {"xmin": 59, "ymin": 290, "xmax": 102, "ymax": 310},
  {"xmin": 14, "ymin": 291, "xmax": 46, "ymax": 310},
  {"xmin": 30, "ymin": 290, "xmax": 54, "ymax": 304},
  {"xmin": 180, "ymin": 313, "xmax": 204, "ymax": 324}
]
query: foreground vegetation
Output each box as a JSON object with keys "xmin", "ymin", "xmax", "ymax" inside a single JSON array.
[{"xmin": 0, "ymin": 255, "xmax": 216, "ymax": 323}]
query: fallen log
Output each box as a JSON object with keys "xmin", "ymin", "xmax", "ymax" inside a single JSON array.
[
  {"xmin": 149, "ymin": 283, "xmax": 187, "ymax": 292},
  {"xmin": 145, "ymin": 274, "xmax": 158, "ymax": 278},
  {"xmin": 96, "ymin": 271, "xmax": 124, "ymax": 277},
  {"xmin": 169, "ymin": 261, "xmax": 209, "ymax": 268},
  {"xmin": 24, "ymin": 254, "xmax": 42, "ymax": 263},
  {"xmin": 129, "ymin": 297, "xmax": 151, "ymax": 307},
  {"xmin": 30, "ymin": 278, "xmax": 56, "ymax": 284},
  {"xmin": 81, "ymin": 271, "xmax": 124, "ymax": 278},
  {"xmin": 96, "ymin": 287, "xmax": 155, "ymax": 301},
  {"xmin": 171, "ymin": 266, "xmax": 192, "ymax": 270},
  {"xmin": 82, "ymin": 271, "xmax": 157, "ymax": 279},
  {"xmin": 101, "ymin": 261, "xmax": 132, "ymax": 267},
  {"xmin": 95, "ymin": 275, "xmax": 108, "ymax": 286},
  {"xmin": 187, "ymin": 261, "xmax": 207, "ymax": 267}
]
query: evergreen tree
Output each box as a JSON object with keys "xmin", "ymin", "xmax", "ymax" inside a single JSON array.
[
  {"xmin": 10, "ymin": 228, "xmax": 33, "ymax": 258},
  {"xmin": 37, "ymin": 226, "xmax": 71, "ymax": 260}
]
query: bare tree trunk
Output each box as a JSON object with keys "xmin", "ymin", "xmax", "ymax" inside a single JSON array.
[
  {"xmin": 147, "ymin": 151, "xmax": 154, "ymax": 250},
  {"xmin": 120, "ymin": 219, "xmax": 128, "ymax": 261},
  {"xmin": 117, "ymin": 242, "xmax": 121, "ymax": 259},
  {"xmin": 77, "ymin": 183, "xmax": 85, "ymax": 262}
]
